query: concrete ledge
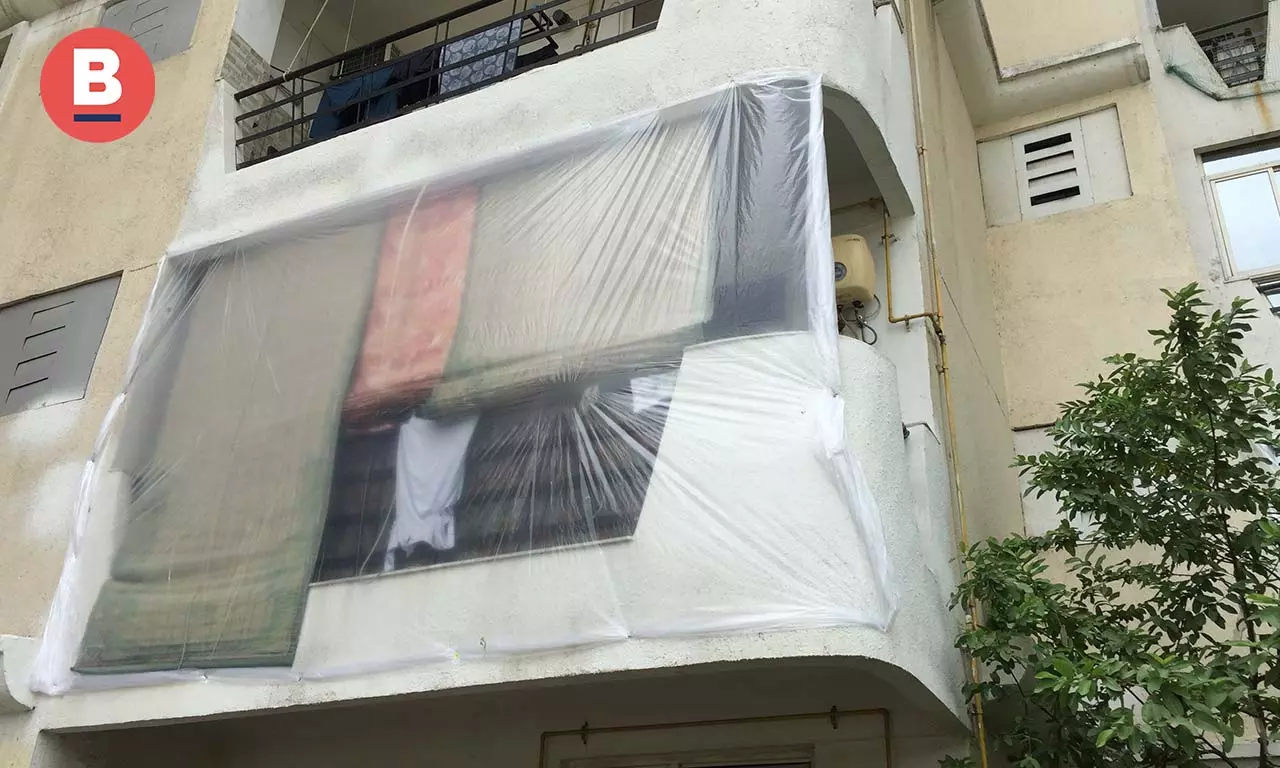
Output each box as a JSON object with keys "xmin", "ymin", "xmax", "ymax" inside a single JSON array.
[{"xmin": 935, "ymin": 0, "xmax": 1149, "ymax": 126}]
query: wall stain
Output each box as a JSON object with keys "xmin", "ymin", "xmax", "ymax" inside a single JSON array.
[{"xmin": 1255, "ymin": 83, "xmax": 1274, "ymax": 132}]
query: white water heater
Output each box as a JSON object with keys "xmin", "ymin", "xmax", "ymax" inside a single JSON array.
[{"xmin": 831, "ymin": 235, "xmax": 875, "ymax": 306}]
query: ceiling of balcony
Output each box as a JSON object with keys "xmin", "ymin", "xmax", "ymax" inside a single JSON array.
[
  {"xmin": 1156, "ymin": 0, "xmax": 1265, "ymax": 33},
  {"xmin": 276, "ymin": 0, "xmax": 605, "ymax": 59},
  {"xmin": 824, "ymin": 110, "xmax": 880, "ymax": 211}
]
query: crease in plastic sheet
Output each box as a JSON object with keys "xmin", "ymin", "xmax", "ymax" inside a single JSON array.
[{"xmin": 31, "ymin": 70, "xmax": 897, "ymax": 694}]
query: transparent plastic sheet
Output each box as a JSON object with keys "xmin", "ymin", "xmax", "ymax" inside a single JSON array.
[{"xmin": 32, "ymin": 70, "xmax": 896, "ymax": 693}]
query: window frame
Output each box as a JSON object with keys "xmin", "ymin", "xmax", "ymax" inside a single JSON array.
[
  {"xmin": 567, "ymin": 748, "xmax": 812, "ymax": 768},
  {"xmin": 1206, "ymin": 150, "xmax": 1280, "ymax": 280},
  {"xmin": 542, "ymin": 715, "xmax": 890, "ymax": 768}
]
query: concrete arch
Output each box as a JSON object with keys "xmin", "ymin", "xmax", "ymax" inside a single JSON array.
[{"xmin": 823, "ymin": 84, "xmax": 915, "ymax": 217}]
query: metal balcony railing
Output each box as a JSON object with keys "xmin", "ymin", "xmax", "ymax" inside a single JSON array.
[
  {"xmin": 233, "ymin": 0, "xmax": 660, "ymax": 170},
  {"xmin": 1195, "ymin": 12, "xmax": 1268, "ymax": 88}
]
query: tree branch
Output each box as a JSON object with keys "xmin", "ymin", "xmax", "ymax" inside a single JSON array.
[
  {"xmin": 1190, "ymin": 347, "xmax": 1272, "ymax": 768},
  {"xmin": 1197, "ymin": 734, "xmax": 1243, "ymax": 768}
]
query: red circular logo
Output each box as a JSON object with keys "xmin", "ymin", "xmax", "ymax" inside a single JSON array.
[{"xmin": 40, "ymin": 28, "xmax": 155, "ymax": 142}]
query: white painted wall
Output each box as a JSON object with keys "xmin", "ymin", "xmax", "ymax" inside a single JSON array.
[
  {"xmin": 232, "ymin": 0, "xmax": 285, "ymax": 61},
  {"xmin": 270, "ymin": 0, "xmax": 347, "ymax": 72}
]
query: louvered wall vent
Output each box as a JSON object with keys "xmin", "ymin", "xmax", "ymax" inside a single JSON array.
[
  {"xmin": 978, "ymin": 107, "xmax": 1132, "ymax": 226},
  {"xmin": 1018, "ymin": 127, "xmax": 1091, "ymax": 211},
  {"xmin": 0, "ymin": 276, "xmax": 120, "ymax": 418}
]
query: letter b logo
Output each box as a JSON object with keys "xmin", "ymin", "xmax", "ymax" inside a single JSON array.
[
  {"xmin": 73, "ymin": 48, "xmax": 123, "ymax": 107},
  {"xmin": 42, "ymin": 29, "xmax": 154, "ymax": 142}
]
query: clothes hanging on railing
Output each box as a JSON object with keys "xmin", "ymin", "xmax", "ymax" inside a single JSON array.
[
  {"xmin": 439, "ymin": 20, "xmax": 523, "ymax": 94},
  {"xmin": 309, "ymin": 66, "xmax": 398, "ymax": 141},
  {"xmin": 383, "ymin": 374, "xmax": 675, "ymax": 572},
  {"xmin": 385, "ymin": 414, "xmax": 479, "ymax": 571},
  {"xmin": 390, "ymin": 47, "xmax": 443, "ymax": 110}
]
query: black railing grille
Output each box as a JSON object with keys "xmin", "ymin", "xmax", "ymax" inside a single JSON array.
[
  {"xmin": 1196, "ymin": 13, "xmax": 1269, "ymax": 88},
  {"xmin": 233, "ymin": 0, "xmax": 661, "ymax": 169}
]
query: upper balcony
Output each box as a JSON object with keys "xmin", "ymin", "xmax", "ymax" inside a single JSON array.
[
  {"xmin": 211, "ymin": 0, "xmax": 915, "ymax": 188},
  {"xmin": 1194, "ymin": 12, "xmax": 1268, "ymax": 86},
  {"xmin": 1154, "ymin": 0, "xmax": 1280, "ymax": 95},
  {"xmin": 230, "ymin": 0, "xmax": 665, "ymax": 169}
]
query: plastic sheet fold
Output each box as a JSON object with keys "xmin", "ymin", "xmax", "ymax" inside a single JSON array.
[{"xmin": 32, "ymin": 70, "xmax": 894, "ymax": 693}]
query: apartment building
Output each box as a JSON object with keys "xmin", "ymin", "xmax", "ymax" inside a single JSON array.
[{"xmin": 0, "ymin": 0, "xmax": 1276, "ymax": 765}]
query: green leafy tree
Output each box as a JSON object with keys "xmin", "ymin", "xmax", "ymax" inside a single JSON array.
[{"xmin": 946, "ymin": 285, "xmax": 1280, "ymax": 768}]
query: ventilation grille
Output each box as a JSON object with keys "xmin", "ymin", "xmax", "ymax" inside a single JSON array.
[
  {"xmin": 1011, "ymin": 117, "xmax": 1097, "ymax": 220},
  {"xmin": 335, "ymin": 44, "xmax": 400, "ymax": 78},
  {"xmin": 0, "ymin": 276, "xmax": 120, "ymax": 418},
  {"xmin": 1022, "ymin": 132, "xmax": 1082, "ymax": 206},
  {"xmin": 978, "ymin": 107, "xmax": 1130, "ymax": 226}
]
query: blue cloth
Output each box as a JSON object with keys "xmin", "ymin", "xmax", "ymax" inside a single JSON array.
[
  {"xmin": 309, "ymin": 66, "xmax": 398, "ymax": 141},
  {"xmin": 439, "ymin": 20, "xmax": 522, "ymax": 95}
]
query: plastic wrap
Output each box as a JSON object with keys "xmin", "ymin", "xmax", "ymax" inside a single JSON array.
[{"xmin": 33, "ymin": 70, "xmax": 894, "ymax": 692}]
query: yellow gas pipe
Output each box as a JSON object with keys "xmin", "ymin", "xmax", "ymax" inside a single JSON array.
[{"xmin": 892, "ymin": 0, "xmax": 990, "ymax": 764}]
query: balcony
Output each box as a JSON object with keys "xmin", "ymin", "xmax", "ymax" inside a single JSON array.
[
  {"xmin": 232, "ymin": 0, "xmax": 664, "ymax": 169},
  {"xmin": 31, "ymin": 64, "xmax": 962, "ymax": 732},
  {"xmin": 1195, "ymin": 12, "xmax": 1268, "ymax": 87},
  {"xmin": 1155, "ymin": 0, "xmax": 1278, "ymax": 93}
]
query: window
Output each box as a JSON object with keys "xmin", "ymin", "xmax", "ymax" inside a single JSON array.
[
  {"xmin": 1258, "ymin": 278, "xmax": 1280, "ymax": 314},
  {"xmin": 334, "ymin": 43, "xmax": 401, "ymax": 78},
  {"xmin": 573, "ymin": 761, "xmax": 809, "ymax": 768},
  {"xmin": 313, "ymin": 371, "xmax": 677, "ymax": 582},
  {"xmin": 0, "ymin": 276, "xmax": 120, "ymax": 419},
  {"xmin": 566, "ymin": 746, "xmax": 816, "ymax": 767},
  {"xmin": 632, "ymin": 0, "xmax": 665, "ymax": 29},
  {"xmin": 1205, "ymin": 141, "xmax": 1280, "ymax": 276},
  {"xmin": 978, "ymin": 107, "xmax": 1132, "ymax": 226}
]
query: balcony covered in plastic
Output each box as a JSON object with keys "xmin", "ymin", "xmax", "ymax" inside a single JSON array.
[{"xmin": 33, "ymin": 73, "xmax": 902, "ymax": 695}]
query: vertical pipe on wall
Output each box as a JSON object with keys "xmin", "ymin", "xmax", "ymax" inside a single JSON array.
[{"xmin": 898, "ymin": 0, "xmax": 989, "ymax": 764}]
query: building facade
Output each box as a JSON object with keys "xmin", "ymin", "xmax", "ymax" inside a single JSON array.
[{"xmin": 0, "ymin": 0, "xmax": 1274, "ymax": 765}]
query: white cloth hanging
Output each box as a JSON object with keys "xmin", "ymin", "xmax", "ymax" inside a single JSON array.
[{"xmin": 385, "ymin": 414, "xmax": 479, "ymax": 571}]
